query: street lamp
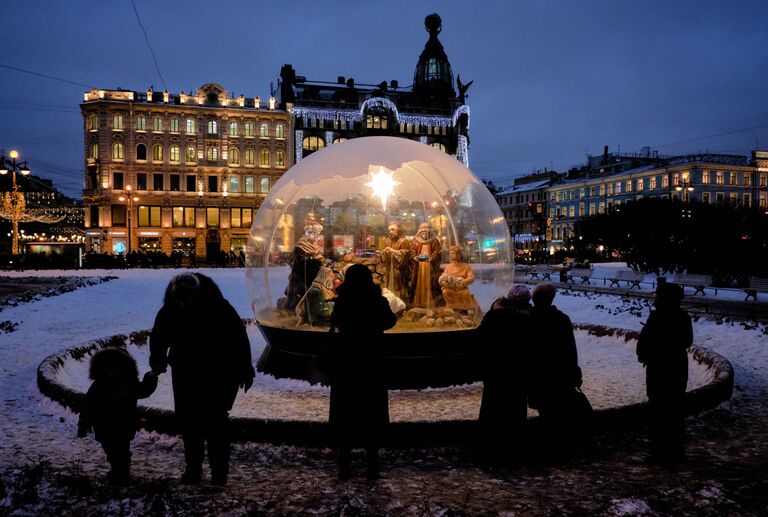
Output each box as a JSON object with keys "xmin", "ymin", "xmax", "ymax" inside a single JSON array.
[
  {"xmin": 0, "ymin": 150, "xmax": 31, "ymax": 255},
  {"xmin": 118, "ymin": 185, "xmax": 139, "ymax": 254}
]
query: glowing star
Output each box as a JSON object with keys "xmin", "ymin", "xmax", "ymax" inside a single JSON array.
[{"xmin": 365, "ymin": 167, "xmax": 399, "ymax": 211}]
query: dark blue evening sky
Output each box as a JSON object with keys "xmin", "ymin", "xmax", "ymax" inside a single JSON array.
[{"xmin": 1, "ymin": 0, "xmax": 767, "ymax": 198}]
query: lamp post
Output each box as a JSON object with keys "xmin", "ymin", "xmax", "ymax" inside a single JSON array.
[
  {"xmin": 118, "ymin": 185, "xmax": 139, "ymax": 254},
  {"xmin": 0, "ymin": 150, "xmax": 31, "ymax": 255},
  {"xmin": 675, "ymin": 177, "xmax": 694, "ymax": 219}
]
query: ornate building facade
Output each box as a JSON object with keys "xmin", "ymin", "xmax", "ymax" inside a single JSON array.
[
  {"xmin": 81, "ymin": 83, "xmax": 291, "ymax": 259},
  {"xmin": 279, "ymin": 13, "xmax": 471, "ymax": 167}
]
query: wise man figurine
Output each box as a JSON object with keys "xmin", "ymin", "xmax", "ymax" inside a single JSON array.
[
  {"xmin": 378, "ymin": 221, "xmax": 411, "ymax": 301},
  {"xmin": 409, "ymin": 223, "xmax": 441, "ymax": 308}
]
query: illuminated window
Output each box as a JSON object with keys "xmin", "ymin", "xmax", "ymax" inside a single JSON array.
[
  {"xmin": 90, "ymin": 143, "xmax": 99, "ymax": 159},
  {"xmin": 649, "ymin": 176, "xmax": 657, "ymax": 189},
  {"xmin": 744, "ymin": 173, "xmax": 751, "ymax": 186},
  {"xmin": 229, "ymin": 122, "xmax": 238, "ymax": 136},
  {"xmin": 186, "ymin": 146, "xmax": 196, "ymax": 163},
  {"xmin": 113, "ymin": 114, "xmax": 123, "ymax": 130},
  {"xmin": 245, "ymin": 122, "xmax": 255, "ymax": 137},
  {"xmin": 112, "ymin": 142, "xmax": 123, "ymax": 160},
  {"xmin": 206, "ymin": 207, "xmax": 220, "ymax": 227},
  {"xmin": 259, "ymin": 123, "xmax": 269, "ymax": 137},
  {"xmin": 716, "ymin": 171, "xmax": 723, "ymax": 185},
  {"xmin": 138, "ymin": 205, "xmax": 161, "ymax": 227},
  {"xmin": 661, "ymin": 176, "xmax": 669, "ymax": 188},
  {"xmin": 275, "ymin": 150, "xmax": 285, "ymax": 167},
  {"xmin": 230, "ymin": 208, "xmax": 253, "ymax": 228},
  {"xmin": 275, "ymin": 124, "xmax": 285, "ymax": 139},
  {"xmin": 169, "ymin": 118, "xmax": 179, "ymax": 133},
  {"xmin": 136, "ymin": 115, "xmax": 147, "ymax": 131},
  {"xmin": 152, "ymin": 144, "xmax": 163, "ymax": 162},
  {"xmin": 88, "ymin": 114, "xmax": 98, "ymax": 131},
  {"xmin": 245, "ymin": 176, "xmax": 255, "ymax": 193},
  {"xmin": 760, "ymin": 173, "xmax": 767, "ymax": 187},
  {"xmin": 259, "ymin": 149, "xmax": 270, "ymax": 167},
  {"xmin": 729, "ymin": 172, "xmax": 737, "ymax": 185},
  {"xmin": 636, "ymin": 178, "xmax": 644, "ymax": 191},
  {"xmin": 260, "ymin": 177, "xmax": 269, "ymax": 193},
  {"xmin": 245, "ymin": 149, "xmax": 255, "ymax": 165},
  {"xmin": 153, "ymin": 117, "xmax": 163, "ymax": 132},
  {"xmin": 302, "ymin": 136, "xmax": 324, "ymax": 151},
  {"xmin": 207, "ymin": 120, "xmax": 218, "ymax": 134},
  {"xmin": 229, "ymin": 176, "xmax": 240, "ymax": 193},
  {"xmin": 431, "ymin": 142, "xmax": 446, "ymax": 152},
  {"xmin": 366, "ymin": 115, "xmax": 388, "ymax": 129},
  {"xmin": 172, "ymin": 206, "xmax": 195, "ymax": 227},
  {"xmin": 702, "ymin": 171, "xmax": 710, "ymax": 184},
  {"xmin": 333, "ymin": 137, "xmax": 348, "ymax": 144},
  {"xmin": 206, "ymin": 146, "xmax": 218, "ymax": 161},
  {"xmin": 136, "ymin": 144, "xmax": 147, "ymax": 161},
  {"xmin": 185, "ymin": 118, "xmax": 196, "ymax": 134},
  {"xmin": 169, "ymin": 145, "xmax": 180, "ymax": 163},
  {"xmin": 229, "ymin": 148, "xmax": 240, "ymax": 165}
]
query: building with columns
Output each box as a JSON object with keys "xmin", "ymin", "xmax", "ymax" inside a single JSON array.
[
  {"xmin": 81, "ymin": 83, "xmax": 291, "ymax": 259},
  {"xmin": 279, "ymin": 13, "xmax": 471, "ymax": 167}
]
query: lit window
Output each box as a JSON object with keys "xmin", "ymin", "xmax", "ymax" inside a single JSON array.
[
  {"xmin": 170, "ymin": 145, "xmax": 180, "ymax": 163},
  {"xmin": 729, "ymin": 172, "xmax": 737, "ymax": 185},
  {"xmin": 637, "ymin": 178, "xmax": 644, "ymax": 191},
  {"xmin": 245, "ymin": 176, "xmax": 255, "ymax": 193},
  {"xmin": 152, "ymin": 144, "xmax": 163, "ymax": 162},
  {"xmin": 716, "ymin": 171, "xmax": 723, "ymax": 185},
  {"xmin": 136, "ymin": 144, "xmax": 147, "ymax": 161},
  {"xmin": 625, "ymin": 180, "xmax": 632, "ymax": 193},
  {"xmin": 661, "ymin": 176, "xmax": 669, "ymax": 188},
  {"xmin": 333, "ymin": 138, "xmax": 348, "ymax": 144},
  {"xmin": 229, "ymin": 122, "xmax": 238, "ymax": 136},
  {"xmin": 366, "ymin": 115, "xmax": 388, "ymax": 129},
  {"xmin": 206, "ymin": 146, "xmax": 218, "ymax": 161},
  {"xmin": 431, "ymin": 142, "xmax": 446, "ymax": 152},
  {"xmin": 259, "ymin": 123, "xmax": 269, "ymax": 137},
  {"xmin": 185, "ymin": 118, "xmax": 196, "ymax": 134},
  {"xmin": 245, "ymin": 149, "xmax": 255, "ymax": 165},
  {"xmin": 88, "ymin": 114, "xmax": 98, "ymax": 131},
  {"xmin": 169, "ymin": 118, "xmax": 179, "ymax": 133},
  {"xmin": 136, "ymin": 115, "xmax": 147, "ymax": 131},
  {"xmin": 138, "ymin": 206, "xmax": 162, "ymax": 227},
  {"xmin": 259, "ymin": 149, "xmax": 270, "ymax": 166},
  {"xmin": 172, "ymin": 206, "xmax": 195, "ymax": 227},
  {"xmin": 275, "ymin": 124, "xmax": 285, "ymax": 139},
  {"xmin": 649, "ymin": 176, "xmax": 657, "ymax": 189},
  {"xmin": 231, "ymin": 208, "xmax": 253, "ymax": 228},
  {"xmin": 112, "ymin": 142, "xmax": 123, "ymax": 160},
  {"xmin": 245, "ymin": 122, "xmax": 255, "ymax": 137},
  {"xmin": 744, "ymin": 173, "xmax": 751, "ymax": 186},
  {"xmin": 275, "ymin": 150, "xmax": 285, "ymax": 167},
  {"xmin": 260, "ymin": 177, "xmax": 269, "ymax": 193},
  {"xmin": 89, "ymin": 143, "xmax": 99, "ymax": 159},
  {"xmin": 113, "ymin": 114, "xmax": 123, "ymax": 130},
  {"xmin": 702, "ymin": 171, "xmax": 710, "ymax": 184},
  {"xmin": 302, "ymin": 136, "xmax": 324, "ymax": 151},
  {"xmin": 206, "ymin": 207, "xmax": 220, "ymax": 227},
  {"xmin": 186, "ymin": 146, "xmax": 196, "ymax": 163},
  {"xmin": 230, "ymin": 148, "xmax": 240, "ymax": 165},
  {"xmin": 153, "ymin": 117, "xmax": 163, "ymax": 132},
  {"xmin": 207, "ymin": 120, "xmax": 218, "ymax": 134},
  {"xmin": 229, "ymin": 176, "xmax": 240, "ymax": 193}
]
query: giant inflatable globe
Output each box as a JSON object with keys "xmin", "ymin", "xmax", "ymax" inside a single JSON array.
[{"xmin": 246, "ymin": 136, "xmax": 514, "ymax": 388}]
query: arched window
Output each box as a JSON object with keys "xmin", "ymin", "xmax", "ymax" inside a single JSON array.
[
  {"xmin": 431, "ymin": 142, "xmax": 446, "ymax": 152},
  {"xmin": 259, "ymin": 123, "xmax": 270, "ymax": 137},
  {"xmin": 185, "ymin": 118, "xmax": 196, "ymax": 134},
  {"xmin": 113, "ymin": 114, "xmax": 123, "ymax": 130},
  {"xmin": 169, "ymin": 145, "xmax": 180, "ymax": 162},
  {"xmin": 333, "ymin": 137, "xmax": 348, "ymax": 144},
  {"xmin": 229, "ymin": 122, "xmax": 238, "ymax": 136},
  {"xmin": 244, "ymin": 122, "xmax": 255, "ymax": 137},
  {"xmin": 275, "ymin": 124, "xmax": 285, "ymax": 139},
  {"xmin": 206, "ymin": 146, "xmax": 218, "ymax": 161},
  {"xmin": 89, "ymin": 143, "xmax": 99, "ymax": 159},
  {"xmin": 153, "ymin": 144, "xmax": 163, "ymax": 162},
  {"xmin": 136, "ymin": 115, "xmax": 147, "ymax": 131},
  {"xmin": 229, "ymin": 148, "xmax": 240, "ymax": 165},
  {"xmin": 302, "ymin": 136, "xmax": 325, "ymax": 151},
  {"xmin": 207, "ymin": 120, "xmax": 218, "ymax": 134},
  {"xmin": 169, "ymin": 118, "xmax": 179, "ymax": 133},
  {"xmin": 136, "ymin": 144, "xmax": 147, "ymax": 161},
  {"xmin": 153, "ymin": 117, "xmax": 163, "ymax": 132},
  {"xmin": 259, "ymin": 149, "xmax": 270, "ymax": 166},
  {"xmin": 366, "ymin": 114, "xmax": 388, "ymax": 129},
  {"xmin": 186, "ymin": 146, "xmax": 196, "ymax": 163},
  {"xmin": 275, "ymin": 150, "xmax": 285, "ymax": 167},
  {"xmin": 244, "ymin": 149, "xmax": 255, "ymax": 165},
  {"xmin": 88, "ymin": 114, "xmax": 98, "ymax": 131},
  {"xmin": 112, "ymin": 142, "xmax": 123, "ymax": 160}
]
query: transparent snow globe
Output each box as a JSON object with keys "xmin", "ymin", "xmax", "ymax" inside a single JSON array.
[{"xmin": 246, "ymin": 136, "xmax": 514, "ymax": 388}]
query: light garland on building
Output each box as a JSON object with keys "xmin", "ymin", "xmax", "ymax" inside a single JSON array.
[
  {"xmin": 457, "ymin": 135, "xmax": 469, "ymax": 168},
  {"xmin": 295, "ymin": 129, "xmax": 303, "ymax": 163},
  {"xmin": 290, "ymin": 103, "xmax": 471, "ymax": 130},
  {"xmin": 325, "ymin": 131, "xmax": 335, "ymax": 147}
]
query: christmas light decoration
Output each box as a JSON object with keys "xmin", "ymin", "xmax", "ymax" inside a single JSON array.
[
  {"xmin": 295, "ymin": 129, "xmax": 303, "ymax": 162},
  {"xmin": 364, "ymin": 166, "xmax": 399, "ymax": 211}
]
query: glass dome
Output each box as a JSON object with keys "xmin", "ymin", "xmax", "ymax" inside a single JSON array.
[{"xmin": 245, "ymin": 136, "xmax": 514, "ymax": 387}]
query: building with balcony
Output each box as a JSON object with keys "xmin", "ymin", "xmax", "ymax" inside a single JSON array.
[
  {"xmin": 279, "ymin": 13, "xmax": 471, "ymax": 167},
  {"xmin": 81, "ymin": 83, "xmax": 291, "ymax": 259}
]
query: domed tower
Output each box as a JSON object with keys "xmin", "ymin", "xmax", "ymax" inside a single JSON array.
[{"xmin": 413, "ymin": 13, "xmax": 456, "ymax": 108}]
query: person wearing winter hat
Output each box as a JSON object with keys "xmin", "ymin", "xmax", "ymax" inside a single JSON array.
[{"xmin": 475, "ymin": 284, "xmax": 533, "ymax": 466}]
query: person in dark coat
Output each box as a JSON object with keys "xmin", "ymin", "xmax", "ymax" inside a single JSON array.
[
  {"xmin": 326, "ymin": 263, "xmax": 397, "ymax": 480},
  {"xmin": 77, "ymin": 346, "xmax": 158, "ymax": 484},
  {"xmin": 149, "ymin": 273, "xmax": 255, "ymax": 486},
  {"xmin": 528, "ymin": 282, "xmax": 585, "ymax": 459},
  {"xmin": 636, "ymin": 282, "xmax": 692, "ymax": 467},
  {"xmin": 475, "ymin": 284, "xmax": 533, "ymax": 465}
]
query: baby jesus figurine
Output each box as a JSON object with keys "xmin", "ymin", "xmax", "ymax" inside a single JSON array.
[{"xmin": 439, "ymin": 246, "xmax": 478, "ymax": 311}]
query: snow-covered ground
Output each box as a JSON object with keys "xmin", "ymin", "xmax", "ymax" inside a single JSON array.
[{"xmin": 1, "ymin": 265, "xmax": 766, "ymax": 515}]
